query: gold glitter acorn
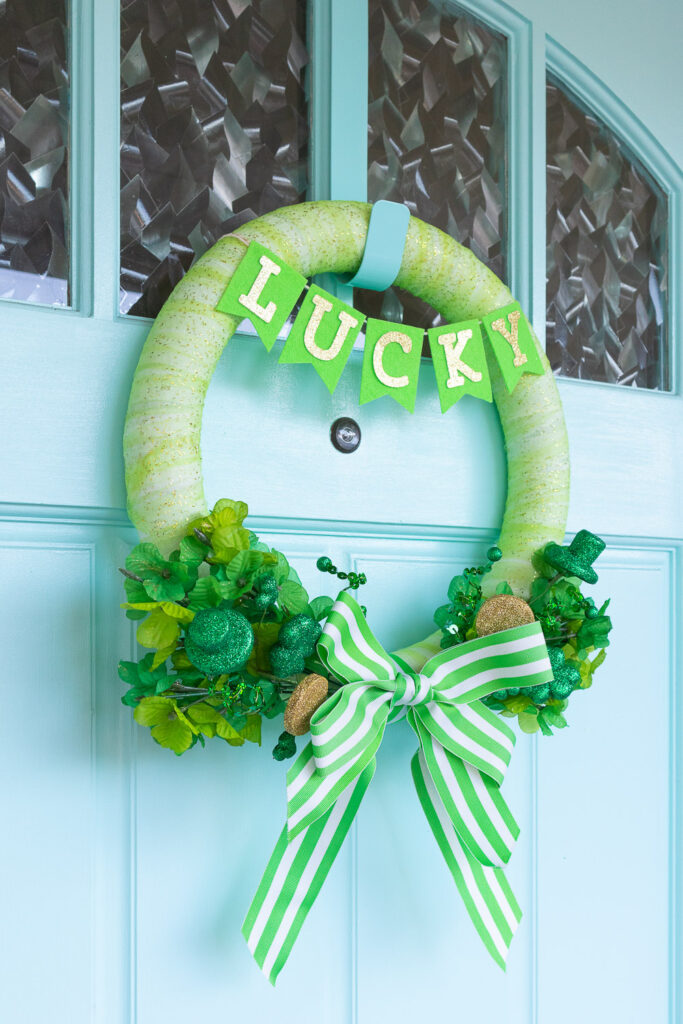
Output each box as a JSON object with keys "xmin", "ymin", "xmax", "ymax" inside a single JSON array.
[
  {"xmin": 475, "ymin": 595, "xmax": 535, "ymax": 637},
  {"xmin": 283, "ymin": 673, "xmax": 329, "ymax": 736}
]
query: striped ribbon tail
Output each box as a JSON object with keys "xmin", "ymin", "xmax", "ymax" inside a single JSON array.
[
  {"xmin": 411, "ymin": 749, "xmax": 521, "ymax": 969},
  {"xmin": 243, "ymin": 761, "xmax": 375, "ymax": 985},
  {"xmin": 243, "ymin": 593, "xmax": 552, "ymax": 982}
]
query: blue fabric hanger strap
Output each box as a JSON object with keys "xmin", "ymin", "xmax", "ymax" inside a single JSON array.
[{"xmin": 347, "ymin": 200, "xmax": 411, "ymax": 291}]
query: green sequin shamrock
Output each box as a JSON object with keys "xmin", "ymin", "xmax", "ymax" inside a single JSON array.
[
  {"xmin": 124, "ymin": 542, "xmax": 197, "ymax": 602},
  {"xmin": 184, "ymin": 607, "xmax": 254, "ymax": 677},
  {"xmin": 546, "ymin": 645, "xmax": 581, "ymax": 699},
  {"xmin": 253, "ymin": 572, "xmax": 279, "ymax": 612},
  {"xmin": 270, "ymin": 614, "xmax": 322, "ymax": 678}
]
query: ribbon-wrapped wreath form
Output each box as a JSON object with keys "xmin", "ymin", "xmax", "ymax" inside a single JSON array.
[{"xmin": 123, "ymin": 201, "xmax": 574, "ymax": 980}]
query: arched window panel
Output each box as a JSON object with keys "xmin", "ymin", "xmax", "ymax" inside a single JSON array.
[
  {"xmin": 0, "ymin": 1, "xmax": 70, "ymax": 306},
  {"xmin": 355, "ymin": 0, "xmax": 508, "ymax": 331},
  {"xmin": 546, "ymin": 76, "xmax": 669, "ymax": 390},
  {"xmin": 120, "ymin": 0, "xmax": 311, "ymax": 318}
]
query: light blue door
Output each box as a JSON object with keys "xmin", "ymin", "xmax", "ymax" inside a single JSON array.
[{"xmin": 1, "ymin": 1, "xmax": 681, "ymax": 1022}]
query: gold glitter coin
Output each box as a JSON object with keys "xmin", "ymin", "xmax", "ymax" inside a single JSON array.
[
  {"xmin": 475, "ymin": 595, "xmax": 535, "ymax": 637},
  {"xmin": 283, "ymin": 673, "xmax": 329, "ymax": 736}
]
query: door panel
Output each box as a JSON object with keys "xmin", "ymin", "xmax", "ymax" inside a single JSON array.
[{"xmin": 1, "ymin": 0, "xmax": 682, "ymax": 1021}]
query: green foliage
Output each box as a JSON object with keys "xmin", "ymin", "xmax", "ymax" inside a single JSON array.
[
  {"xmin": 434, "ymin": 533, "xmax": 612, "ymax": 736},
  {"xmin": 118, "ymin": 497, "xmax": 333, "ymax": 757}
]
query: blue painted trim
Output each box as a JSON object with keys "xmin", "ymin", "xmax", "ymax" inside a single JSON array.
[
  {"xmin": 328, "ymin": 0, "xmax": 368, "ymax": 205},
  {"xmin": 442, "ymin": 0, "xmax": 534, "ymax": 319},
  {"xmin": 70, "ymin": 0, "xmax": 94, "ymax": 315},
  {"xmin": 347, "ymin": 201, "xmax": 411, "ymax": 290},
  {"xmin": 546, "ymin": 37, "xmax": 683, "ymax": 397},
  {"xmin": 93, "ymin": 0, "xmax": 123, "ymax": 321}
]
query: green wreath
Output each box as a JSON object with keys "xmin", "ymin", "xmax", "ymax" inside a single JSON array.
[{"xmin": 119, "ymin": 201, "xmax": 612, "ymax": 755}]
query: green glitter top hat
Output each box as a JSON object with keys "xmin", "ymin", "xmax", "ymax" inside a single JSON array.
[
  {"xmin": 185, "ymin": 607, "xmax": 254, "ymax": 677},
  {"xmin": 543, "ymin": 529, "xmax": 606, "ymax": 585}
]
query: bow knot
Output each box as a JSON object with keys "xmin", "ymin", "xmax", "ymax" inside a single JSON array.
[
  {"xmin": 392, "ymin": 671, "xmax": 434, "ymax": 707},
  {"xmin": 244, "ymin": 591, "xmax": 553, "ymax": 984}
]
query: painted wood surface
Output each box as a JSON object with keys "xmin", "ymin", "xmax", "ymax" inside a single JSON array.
[{"xmin": 0, "ymin": 0, "xmax": 681, "ymax": 1021}]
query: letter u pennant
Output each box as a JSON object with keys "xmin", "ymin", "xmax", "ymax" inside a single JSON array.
[{"xmin": 279, "ymin": 284, "xmax": 365, "ymax": 392}]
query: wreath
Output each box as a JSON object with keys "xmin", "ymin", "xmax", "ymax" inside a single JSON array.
[{"xmin": 119, "ymin": 200, "xmax": 612, "ymax": 982}]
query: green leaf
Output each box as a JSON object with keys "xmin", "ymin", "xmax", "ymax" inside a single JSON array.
[
  {"xmin": 504, "ymin": 694, "xmax": 534, "ymax": 714},
  {"xmin": 434, "ymin": 604, "xmax": 452, "ymax": 627},
  {"xmin": 214, "ymin": 498, "xmax": 249, "ymax": 524},
  {"xmin": 117, "ymin": 660, "xmax": 140, "ymax": 686},
  {"xmin": 179, "ymin": 535, "xmax": 208, "ymax": 566},
  {"xmin": 149, "ymin": 717, "xmax": 195, "ymax": 754},
  {"xmin": 271, "ymin": 550, "xmax": 290, "ymax": 584},
  {"xmin": 495, "ymin": 581, "xmax": 514, "ymax": 595},
  {"xmin": 577, "ymin": 615, "xmax": 612, "ymax": 650},
  {"xmin": 137, "ymin": 608, "xmax": 180, "ymax": 652},
  {"xmin": 124, "ymin": 576, "xmax": 150, "ymax": 604},
  {"xmin": 537, "ymin": 713, "xmax": 554, "ymax": 736},
  {"xmin": 187, "ymin": 576, "xmax": 223, "ymax": 610},
  {"xmin": 125, "ymin": 542, "xmax": 166, "ymax": 577},
  {"xmin": 543, "ymin": 707, "xmax": 568, "ymax": 729},
  {"xmin": 278, "ymin": 579, "xmax": 310, "ymax": 614},
  {"xmin": 518, "ymin": 712, "xmax": 540, "ymax": 734},
  {"xmin": 219, "ymin": 550, "xmax": 266, "ymax": 598},
  {"xmin": 309, "ymin": 595, "xmax": 334, "ymax": 622},
  {"xmin": 216, "ymin": 713, "xmax": 261, "ymax": 746},
  {"xmin": 143, "ymin": 573, "xmax": 186, "ymax": 602},
  {"xmin": 134, "ymin": 697, "xmax": 198, "ymax": 754},
  {"xmin": 447, "ymin": 575, "xmax": 468, "ymax": 602}
]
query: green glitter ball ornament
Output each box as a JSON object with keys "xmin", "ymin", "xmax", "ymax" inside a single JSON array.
[
  {"xmin": 185, "ymin": 607, "xmax": 254, "ymax": 677},
  {"xmin": 253, "ymin": 572, "xmax": 279, "ymax": 611},
  {"xmin": 487, "ymin": 546, "xmax": 503, "ymax": 563},
  {"xmin": 548, "ymin": 645, "xmax": 581, "ymax": 699},
  {"xmin": 270, "ymin": 645, "xmax": 306, "ymax": 678},
  {"xmin": 279, "ymin": 614, "xmax": 322, "ymax": 654},
  {"xmin": 316, "ymin": 556, "xmax": 333, "ymax": 572},
  {"xmin": 543, "ymin": 530, "xmax": 606, "ymax": 585}
]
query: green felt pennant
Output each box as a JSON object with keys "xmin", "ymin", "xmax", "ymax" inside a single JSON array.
[
  {"xmin": 215, "ymin": 241, "xmax": 306, "ymax": 351},
  {"xmin": 482, "ymin": 302, "xmax": 545, "ymax": 391},
  {"xmin": 359, "ymin": 319, "xmax": 423, "ymax": 412},
  {"xmin": 427, "ymin": 320, "xmax": 492, "ymax": 412},
  {"xmin": 278, "ymin": 284, "xmax": 364, "ymax": 392}
]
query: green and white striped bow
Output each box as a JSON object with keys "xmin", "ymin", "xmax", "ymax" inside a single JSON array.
[{"xmin": 244, "ymin": 592, "xmax": 552, "ymax": 983}]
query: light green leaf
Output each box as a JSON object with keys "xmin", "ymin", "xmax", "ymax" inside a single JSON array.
[
  {"xmin": 518, "ymin": 712, "xmax": 540, "ymax": 734},
  {"xmin": 134, "ymin": 696, "xmax": 176, "ymax": 727},
  {"xmin": 278, "ymin": 579, "xmax": 309, "ymax": 614},
  {"xmin": 214, "ymin": 498, "xmax": 249, "ymax": 524},
  {"xmin": 137, "ymin": 607, "xmax": 180, "ymax": 652},
  {"xmin": 309, "ymin": 595, "xmax": 334, "ymax": 622},
  {"xmin": 216, "ymin": 713, "xmax": 261, "ymax": 746}
]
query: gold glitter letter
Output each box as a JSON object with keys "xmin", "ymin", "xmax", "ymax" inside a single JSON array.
[
  {"xmin": 489, "ymin": 310, "xmax": 527, "ymax": 367},
  {"xmin": 372, "ymin": 330, "xmax": 412, "ymax": 388},
  {"xmin": 239, "ymin": 255, "xmax": 281, "ymax": 323},
  {"xmin": 438, "ymin": 329, "xmax": 483, "ymax": 389},
  {"xmin": 304, "ymin": 294, "xmax": 359, "ymax": 361}
]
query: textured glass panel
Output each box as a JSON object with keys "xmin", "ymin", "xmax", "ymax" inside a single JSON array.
[
  {"xmin": 0, "ymin": 0, "xmax": 70, "ymax": 306},
  {"xmin": 120, "ymin": 0, "xmax": 310, "ymax": 317},
  {"xmin": 546, "ymin": 77, "xmax": 668, "ymax": 389},
  {"xmin": 357, "ymin": 0, "xmax": 507, "ymax": 330}
]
